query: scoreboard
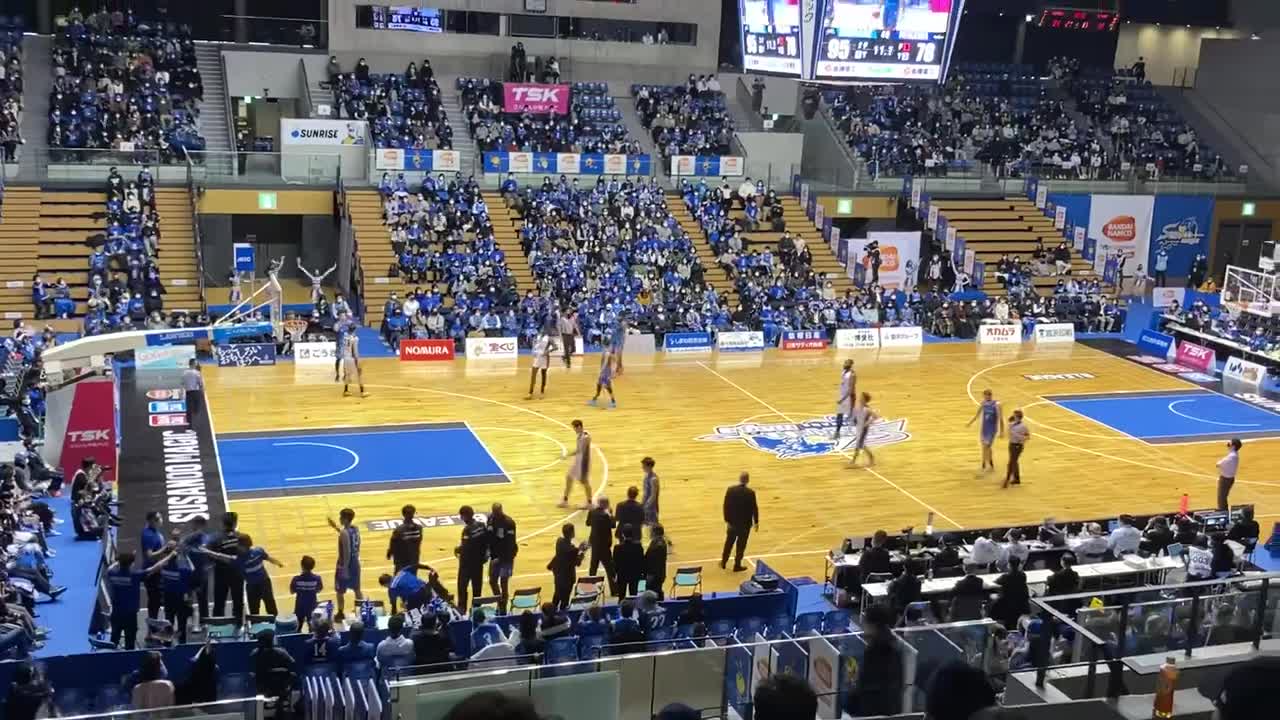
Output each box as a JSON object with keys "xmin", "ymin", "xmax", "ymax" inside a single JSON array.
[
  {"xmin": 1036, "ymin": 8, "xmax": 1120, "ymax": 32},
  {"xmin": 739, "ymin": 0, "xmax": 965, "ymax": 82}
]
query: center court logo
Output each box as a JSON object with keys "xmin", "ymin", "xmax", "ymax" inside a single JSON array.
[{"xmin": 698, "ymin": 416, "xmax": 911, "ymax": 459}]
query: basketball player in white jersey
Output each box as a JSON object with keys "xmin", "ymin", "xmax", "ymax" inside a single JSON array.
[
  {"xmin": 848, "ymin": 391, "xmax": 879, "ymax": 468},
  {"xmin": 340, "ymin": 333, "xmax": 367, "ymax": 397},
  {"xmin": 965, "ymin": 388, "xmax": 1004, "ymax": 474},
  {"xmin": 558, "ymin": 419, "xmax": 594, "ymax": 509},
  {"xmin": 832, "ymin": 359, "xmax": 856, "ymax": 441},
  {"xmin": 527, "ymin": 332, "xmax": 557, "ymax": 399}
]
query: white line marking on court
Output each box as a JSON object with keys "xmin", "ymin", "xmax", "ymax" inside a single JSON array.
[
  {"xmin": 471, "ymin": 426, "xmax": 568, "ymax": 475},
  {"xmin": 273, "ymin": 441, "xmax": 361, "ymax": 482},
  {"xmin": 1167, "ymin": 399, "xmax": 1262, "ymax": 428},
  {"xmin": 220, "ymin": 426, "xmax": 472, "ymax": 441},
  {"xmin": 205, "ymin": 387, "xmax": 231, "ymax": 512},
  {"xmin": 695, "ymin": 360, "xmax": 962, "ymax": 529},
  {"xmin": 1021, "ymin": 399, "xmax": 1141, "ymax": 441},
  {"xmin": 464, "ymin": 419, "xmax": 516, "ymax": 480}
]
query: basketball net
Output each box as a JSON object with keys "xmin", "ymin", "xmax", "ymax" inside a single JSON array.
[{"xmin": 283, "ymin": 318, "xmax": 309, "ymax": 343}]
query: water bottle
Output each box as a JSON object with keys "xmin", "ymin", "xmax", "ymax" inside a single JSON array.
[{"xmin": 1153, "ymin": 656, "xmax": 1178, "ymax": 719}]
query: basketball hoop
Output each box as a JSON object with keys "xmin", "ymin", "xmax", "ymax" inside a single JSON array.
[{"xmin": 283, "ymin": 318, "xmax": 309, "ymax": 342}]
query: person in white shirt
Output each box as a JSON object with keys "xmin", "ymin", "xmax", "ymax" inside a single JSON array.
[
  {"xmin": 737, "ymin": 178, "xmax": 755, "ymax": 208},
  {"xmin": 375, "ymin": 614, "xmax": 416, "ymax": 670},
  {"xmin": 1106, "ymin": 515, "xmax": 1141, "ymax": 557},
  {"xmin": 1216, "ymin": 438, "xmax": 1242, "ymax": 510},
  {"xmin": 1003, "ymin": 410, "xmax": 1030, "ymax": 488},
  {"xmin": 707, "ymin": 75, "xmax": 722, "ymax": 94},
  {"xmin": 1074, "ymin": 523, "xmax": 1110, "ymax": 563},
  {"xmin": 969, "ymin": 532, "xmax": 1004, "ymax": 571},
  {"xmin": 1002, "ymin": 529, "xmax": 1029, "ymax": 569}
]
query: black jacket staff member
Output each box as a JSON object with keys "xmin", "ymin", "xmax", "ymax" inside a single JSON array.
[
  {"xmin": 547, "ymin": 524, "xmax": 586, "ymax": 609},
  {"xmin": 1216, "ymin": 438, "xmax": 1242, "ymax": 511},
  {"xmin": 1002, "ymin": 410, "xmax": 1030, "ymax": 489},
  {"xmin": 454, "ymin": 506, "xmax": 489, "ymax": 612},
  {"xmin": 721, "ymin": 472, "xmax": 759, "ymax": 571},
  {"xmin": 386, "ymin": 504, "xmax": 423, "ymax": 570}
]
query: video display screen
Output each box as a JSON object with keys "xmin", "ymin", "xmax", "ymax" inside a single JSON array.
[
  {"xmin": 740, "ymin": 0, "xmax": 803, "ymax": 76},
  {"xmin": 816, "ymin": 0, "xmax": 958, "ymax": 81},
  {"xmin": 371, "ymin": 6, "xmax": 444, "ymax": 33}
]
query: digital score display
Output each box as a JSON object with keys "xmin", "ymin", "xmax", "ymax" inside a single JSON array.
[
  {"xmin": 1037, "ymin": 8, "xmax": 1120, "ymax": 32},
  {"xmin": 816, "ymin": 0, "xmax": 958, "ymax": 82},
  {"xmin": 740, "ymin": 0, "xmax": 803, "ymax": 76}
]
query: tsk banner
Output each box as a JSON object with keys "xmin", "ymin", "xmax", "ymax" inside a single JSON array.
[
  {"xmin": 878, "ymin": 326, "xmax": 923, "ymax": 347},
  {"xmin": 834, "ymin": 328, "xmax": 879, "ymax": 349},
  {"xmin": 502, "ymin": 82, "xmax": 570, "ymax": 114},
  {"xmin": 214, "ymin": 343, "xmax": 277, "ymax": 367},
  {"xmin": 375, "ymin": 148, "xmax": 461, "ymax": 172},
  {"xmin": 1137, "ymin": 328, "xmax": 1175, "ymax": 359},
  {"xmin": 1175, "ymin": 340, "xmax": 1216, "ymax": 373},
  {"xmin": 718, "ymin": 331, "xmax": 765, "ymax": 352},
  {"xmin": 1088, "ymin": 194, "xmax": 1155, "ymax": 274},
  {"xmin": 670, "ymin": 155, "xmax": 746, "ymax": 177},
  {"xmin": 399, "ymin": 338, "xmax": 456, "ymax": 361},
  {"xmin": 861, "ymin": 231, "xmax": 921, "ymax": 290},
  {"xmin": 60, "ymin": 378, "xmax": 117, "ymax": 485},
  {"xmin": 465, "ymin": 337, "xmax": 519, "ymax": 360},
  {"xmin": 1149, "ymin": 195, "xmax": 1213, "ymax": 277},
  {"xmin": 483, "ymin": 151, "xmax": 651, "ymax": 176},
  {"xmin": 1034, "ymin": 323, "xmax": 1076, "ymax": 343},
  {"xmin": 294, "ymin": 341, "xmax": 337, "ymax": 365},
  {"xmin": 978, "ymin": 324, "xmax": 1022, "ymax": 345},
  {"xmin": 1223, "ymin": 355, "xmax": 1266, "ymax": 389},
  {"xmin": 664, "ymin": 331, "xmax": 713, "ymax": 353},
  {"xmin": 781, "ymin": 330, "xmax": 828, "ymax": 350},
  {"xmin": 282, "ymin": 118, "xmax": 367, "ymax": 146}
]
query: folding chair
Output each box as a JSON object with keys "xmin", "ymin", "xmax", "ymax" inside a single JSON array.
[
  {"xmin": 670, "ymin": 566, "xmax": 703, "ymax": 598},
  {"xmin": 247, "ymin": 614, "xmax": 277, "ymax": 638},
  {"xmin": 204, "ymin": 616, "xmax": 241, "ymax": 641},
  {"xmin": 509, "ymin": 587, "xmax": 541, "ymax": 612},
  {"xmin": 471, "ymin": 596, "xmax": 501, "ymax": 619}
]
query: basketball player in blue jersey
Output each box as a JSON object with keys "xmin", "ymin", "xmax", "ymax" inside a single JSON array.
[
  {"xmin": 832, "ymin": 359, "xmax": 856, "ymax": 441},
  {"xmin": 609, "ymin": 318, "xmax": 628, "ymax": 375},
  {"xmin": 326, "ymin": 508, "xmax": 364, "ymax": 620},
  {"xmin": 966, "ymin": 388, "xmax": 1004, "ymax": 474},
  {"xmin": 588, "ymin": 350, "xmax": 617, "ymax": 408}
]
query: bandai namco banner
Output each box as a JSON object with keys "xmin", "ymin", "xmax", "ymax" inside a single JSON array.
[{"xmin": 1087, "ymin": 195, "xmax": 1154, "ymax": 274}]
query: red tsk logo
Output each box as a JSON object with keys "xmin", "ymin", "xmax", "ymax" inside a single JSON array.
[{"xmin": 1103, "ymin": 215, "xmax": 1137, "ymax": 242}]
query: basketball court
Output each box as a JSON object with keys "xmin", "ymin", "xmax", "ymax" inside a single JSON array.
[{"xmin": 201, "ymin": 342, "xmax": 1280, "ymax": 608}]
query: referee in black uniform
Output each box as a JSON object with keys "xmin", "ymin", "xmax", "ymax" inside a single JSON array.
[
  {"xmin": 1003, "ymin": 409, "xmax": 1030, "ymax": 489},
  {"xmin": 721, "ymin": 472, "xmax": 759, "ymax": 572},
  {"xmin": 386, "ymin": 504, "xmax": 423, "ymax": 570}
]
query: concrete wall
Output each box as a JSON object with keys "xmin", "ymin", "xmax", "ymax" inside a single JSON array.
[
  {"xmin": 800, "ymin": 114, "xmax": 859, "ymax": 190},
  {"xmin": 736, "ymin": 132, "xmax": 803, "ymax": 189},
  {"xmin": 1194, "ymin": 37, "xmax": 1280, "ymax": 172},
  {"xmin": 223, "ymin": 51, "xmax": 307, "ymax": 99},
  {"xmin": 1114, "ymin": 25, "xmax": 1243, "ymax": 87},
  {"xmin": 326, "ymin": 0, "xmax": 720, "ymax": 75}
]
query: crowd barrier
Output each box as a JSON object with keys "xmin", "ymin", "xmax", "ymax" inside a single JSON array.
[
  {"xmin": 669, "ymin": 155, "xmax": 745, "ymax": 177},
  {"xmin": 482, "ymin": 152, "xmax": 653, "ymax": 176},
  {"xmin": 374, "ymin": 148, "xmax": 462, "ymax": 172}
]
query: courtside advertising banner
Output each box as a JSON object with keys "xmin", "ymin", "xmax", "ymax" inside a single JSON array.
[
  {"xmin": 294, "ymin": 341, "xmax": 337, "ymax": 365},
  {"xmin": 1137, "ymin": 329, "xmax": 1175, "ymax": 359},
  {"xmin": 781, "ymin": 330, "xmax": 828, "ymax": 350},
  {"xmin": 1034, "ymin": 323, "xmax": 1075, "ymax": 343},
  {"xmin": 1152, "ymin": 287, "xmax": 1187, "ymax": 308},
  {"xmin": 502, "ymin": 83, "xmax": 570, "ymax": 114},
  {"xmin": 399, "ymin": 338, "xmax": 456, "ymax": 361},
  {"xmin": 1149, "ymin": 195, "xmax": 1213, "ymax": 276},
  {"xmin": 136, "ymin": 344, "xmax": 195, "ymax": 369},
  {"xmin": 810, "ymin": 637, "xmax": 842, "ymax": 720},
  {"xmin": 834, "ymin": 328, "xmax": 879, "ymax": 349},
  {"xmin": 214, "ymin": 343, "xmax": 277, "ymax": 367},
  {"xmin": 465, "ymin": 337, "xmax": 519, "ymax": 360},
  {"xmin": 281, "ymin": 118, "xmax": 367, "ymax": 146},
  {"xmin": 718, "ymin": 331, "xmax": 765, "ymax": 352},
  {"xmin": 878, "ymin": 326, "xmax": 923, "ymax": 347},
  {"xmin": 1223, "ymin": 355, "xmax": 1266, "ymax": 389},
  {"xmin": 978, "ymin": 324, "xmax": 1022, "ymax": 345},
  {"xmin": 60, "ymin": 378, "xmax": 117, "ymax": 484},
  {"xmin": 664, "ymin": 332, "xmax": 713, "ymax": 353},
  {"xmin": 863, "ymin": 231, "xmax": 921, "ymax": 290},
  {"xmin": 1175, "ymin": 340, "xmax": 1216, "ymax": 373},
  {"xmin": 1088, "ymin": 194, "xmax": 1155, "ymax": 274}
]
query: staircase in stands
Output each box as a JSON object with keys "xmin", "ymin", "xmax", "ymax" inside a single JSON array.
[{"xmin": 0, "ymin": 187, "xmax": 41, "ymax": 321}]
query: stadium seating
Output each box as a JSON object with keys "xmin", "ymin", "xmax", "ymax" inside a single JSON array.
[
  {"xmin": 0, "ymin": 16, "xmax": 23, "ymax": 162},
  {"xmin": 48, "ymin": 12, "xmax": 206, "ymax": 163},
  {"xmin": 633, "ymin": 79, "xmax": 734, "ymax": 159},
  {"xmin": 334, "ymin": 60, "xmax": 453, "ymax": 150},
  {"xmin": 459, "ymin": 77, "xmax": 639, "ymax": 155}
]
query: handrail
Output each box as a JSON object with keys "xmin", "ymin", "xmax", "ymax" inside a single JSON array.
[
  {"xmin": 221, "ymin": 49, "xmax": 239, "ymax": 178},
  {"xmin": 184, "ymin": 148, "xmax": 208, "ymax": 312},
  {"xmin": 299, "ymin": 57, "xmax": 316, "ymax": 118}
]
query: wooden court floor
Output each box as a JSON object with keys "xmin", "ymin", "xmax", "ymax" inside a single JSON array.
[{"xmin": 203, "ymin": 343, "xmax": 1280, "ymax": 608}]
